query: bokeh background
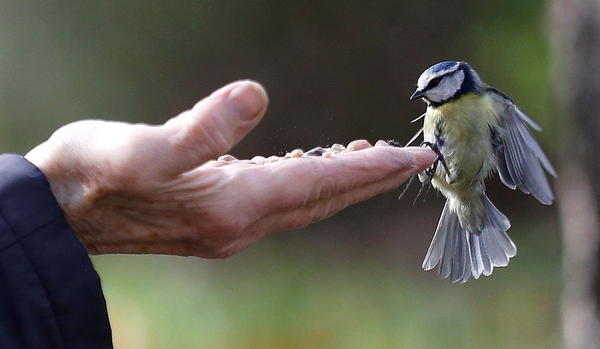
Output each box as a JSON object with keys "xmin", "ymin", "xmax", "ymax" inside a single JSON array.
[{"xmin": 1, "ymin": 0, "xmax": 586, "ymax": 348}]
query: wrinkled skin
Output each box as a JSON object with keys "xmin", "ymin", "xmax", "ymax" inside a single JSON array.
[{"xmin": 26, "ymin": 80, "xmax": 435, "ymax": 258}]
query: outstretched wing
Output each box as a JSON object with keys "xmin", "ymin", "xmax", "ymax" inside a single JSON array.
[{"xmin": 487, "ymin": 87, "xmax": 557, "ymax": 205}]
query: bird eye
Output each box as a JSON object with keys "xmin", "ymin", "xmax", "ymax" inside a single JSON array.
[{"xmin": 429, "ymin": 77, "xmax": 442, "ymax": 88}]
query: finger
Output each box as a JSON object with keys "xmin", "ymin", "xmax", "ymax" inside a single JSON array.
[
  {"xmin": 241, "ymin": 147, "xmax": 435, "ymax": 236},
  {"xmin": 249, "ymin": 146, "xmax": 435, "ymax": 215},
  {"xmin": 161, "ymin": 80, "xmax": 268, "ymax": 177}
]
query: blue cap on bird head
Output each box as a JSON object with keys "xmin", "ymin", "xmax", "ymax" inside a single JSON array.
[
  {"xmin": 412, "ymin": 61, "xmax": 484, "ymax": 104},
  {"xmin": 417, "ymin": 62, "xmax": 461, "ymax": 91}
]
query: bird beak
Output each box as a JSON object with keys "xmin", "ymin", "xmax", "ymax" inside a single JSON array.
[{"xmin": 410, "ymin": 89, "xmax": 425, "ymax": 100}]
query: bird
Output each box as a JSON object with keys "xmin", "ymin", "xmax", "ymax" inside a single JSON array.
[{"xmin": 408, "ymin": 61, "xmax": 556, "ymax": 283}]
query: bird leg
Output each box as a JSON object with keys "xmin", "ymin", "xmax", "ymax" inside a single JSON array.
[{"xmin": 420, "ymin": 141, "xmax": 450, "ymax": 178}]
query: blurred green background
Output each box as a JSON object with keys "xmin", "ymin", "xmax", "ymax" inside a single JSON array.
[{"xmin": 0, "ymin": 0, "xmax": 560, "ymax": 348}]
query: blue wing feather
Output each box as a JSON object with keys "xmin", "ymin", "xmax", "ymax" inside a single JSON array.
[{"xmin": 487, "ymin": 87, "xmax": 556, "ymax": 205}]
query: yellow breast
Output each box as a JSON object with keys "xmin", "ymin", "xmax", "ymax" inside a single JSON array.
[{"xmin": 422, "ymin": 93, "xmax": 500, "ymax": 198}]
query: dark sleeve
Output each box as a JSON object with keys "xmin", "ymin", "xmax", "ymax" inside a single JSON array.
[{"xmin": 0, "ymin": 154, "xmax": 113, "ymax": 349}]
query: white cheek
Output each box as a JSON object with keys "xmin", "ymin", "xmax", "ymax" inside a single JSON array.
[
  {"xmin": 427, "ymin": 81, "xmax": 458, "ymax": 102},
  {"xmin": 427, "ymin": 70, "xmax": 465, "ymax": 103}
]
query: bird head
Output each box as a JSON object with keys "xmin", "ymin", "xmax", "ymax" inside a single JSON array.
[{"xmin": 410, "ymin": 61, "xmax": 483, "ymax": 106}]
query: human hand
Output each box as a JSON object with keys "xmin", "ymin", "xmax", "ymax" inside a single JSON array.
[{"xmin": 25, "ymin": 80, "xmax": 435, "ymax": 258}]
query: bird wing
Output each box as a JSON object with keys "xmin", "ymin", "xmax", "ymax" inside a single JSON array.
[{"xmin": 487, "ymin": 87, "xmax": 557, "ymax": 205}]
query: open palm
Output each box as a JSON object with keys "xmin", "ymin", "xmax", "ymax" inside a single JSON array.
[{"xmin": 26, "ymin": 81, "xmax": 435, "ymax": 258}]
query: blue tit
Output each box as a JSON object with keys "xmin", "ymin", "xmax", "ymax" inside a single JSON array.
[{"xmin": 408, "ymin": 61, "xmax": 556, "ymax": 283}]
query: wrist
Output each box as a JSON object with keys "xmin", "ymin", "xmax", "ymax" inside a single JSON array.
[{"xmin": 25, "ymin": 143, "xmax": 97, "ymax": 239}]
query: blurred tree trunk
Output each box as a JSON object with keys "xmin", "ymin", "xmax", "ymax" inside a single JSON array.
[{"xmin": 550, "ymin": 0, "xmax": 600, "ymax": 348}]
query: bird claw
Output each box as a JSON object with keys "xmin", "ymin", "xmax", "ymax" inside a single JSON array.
[{"xmin": 420, "ymin": 141, "xmax": 451, "ymax": 179}]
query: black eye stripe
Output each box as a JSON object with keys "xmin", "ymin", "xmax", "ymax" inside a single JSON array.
[{"xmin": 428, "ymin": 76, "xmax": 443, "ymax": 89}]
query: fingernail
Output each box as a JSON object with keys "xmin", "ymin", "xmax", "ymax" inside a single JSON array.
[
  {"xmin": 406, "ymin": 147, "xmax": 437, "ymax": 166},
  {"xmin": 227, "ymin": 81, "xmax": 268, "ymax": 121}
]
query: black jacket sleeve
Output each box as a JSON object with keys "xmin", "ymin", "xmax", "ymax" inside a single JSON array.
[{"xmin": 0, "ymin": 154, "xmax": 113, "ymax": 349}]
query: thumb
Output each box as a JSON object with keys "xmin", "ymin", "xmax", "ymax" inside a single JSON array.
[{"xmin": 161, "ymin": 80, "xmax": 268, "ymax": 176}]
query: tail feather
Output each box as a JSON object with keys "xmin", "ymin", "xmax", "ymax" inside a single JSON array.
[
  {"xmin": 471, "ymin": 233, "xmax": 493, "ymax": 277},
  {"xmin": 452, "ymin": 227, "xmax": 471, "ymax": 283},
  {"xmin": 450, "ymin": 225, "xmax": 463, "ymax": 281},
  {"xmin": 468, "ymin": 233, "xmax": 486, "ymax": 277},
  {"xmin": 422, "ymin": 195, "xmax": 516, "ymax": 283},
  {"xmin": 481, "ymin": 226, "xmax": 507, "ymax": 267},
  {"xmin": 439, "ymin": 209, "xmax": 457, "ymax": 279},
  {"xmin": 422, "ymin": 202, "xmax": 451, "ymax": 271}
]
